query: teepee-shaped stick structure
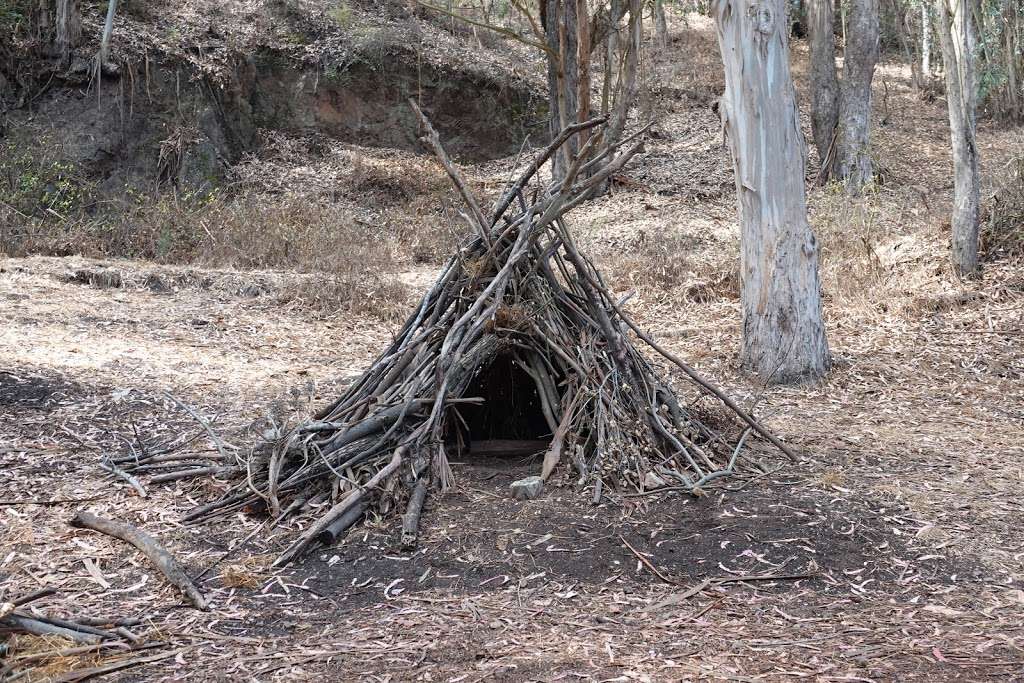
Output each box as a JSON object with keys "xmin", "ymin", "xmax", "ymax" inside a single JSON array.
[{"xmin": 184, "ymin": 105, "xmax": 796, "ymax": 566}]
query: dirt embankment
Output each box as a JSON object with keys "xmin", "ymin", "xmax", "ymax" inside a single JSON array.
[{"xmin": 0, "ymin": 0, "xmax": 545, "ymax": 226}]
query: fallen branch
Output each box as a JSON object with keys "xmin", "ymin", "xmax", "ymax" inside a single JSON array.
[
  {"xmin": 619, "ymin": 534, "xmax": 677, "ymax": 585},
  {"xmin": 69, "ymin": 512, "xmax": 208, "ymax": 610},
  {"xmin": 52, "ymin": 649, "xmax": 179, "ymax": 683},
  {"xmin": 100, "ymin": 460, "xmax": 147, "ymax": 497},
  {"xmin": 0, "ymin": 615, "xmax": 100, "ymax": 644}
]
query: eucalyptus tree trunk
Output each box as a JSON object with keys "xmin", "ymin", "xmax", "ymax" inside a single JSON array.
[
  {"xmin": 936, "ymin": 0, "xmax": 980, "ymax": 277},
  {"xmin": 833, "ymin": 0, "xmax": 879, "ymax": 193},
  {"xmin": 543, "ymin": 0, "xmax": 591, "ymax": 182},
  {"xmin": 921, "ymin": 1, "xmax": 931, "ymax": 74},
  {"xmin": 99, "ymin": 0, "xmax": 118, "ymax": 63},
  {"xmin": 606, "ymin": 0, "xmax": 640, "ymax": 147},
  {"xmin": 711, "ymin": 0, "xmax": 831, "ymax": 383},
  {"xmin": 807, "ymin": 0, "xmax": 839, "ymax": 164},
  {"xmin": 55, "ymin": 0, "xmax": 81, "ymax": 64},
  {"xmin": 654, "ymin": 0, "xmax": 668, "ymax": 48}
]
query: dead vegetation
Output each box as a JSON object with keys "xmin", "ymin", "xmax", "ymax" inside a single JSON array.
[{"xmin": 983, "ymin": 155, "xmax": 1024, "ymax": 259}]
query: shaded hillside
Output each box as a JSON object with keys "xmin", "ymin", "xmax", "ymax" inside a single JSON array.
[{"xmin": 0, "ymin": 0, "xmax": 546, "ymax": 235}]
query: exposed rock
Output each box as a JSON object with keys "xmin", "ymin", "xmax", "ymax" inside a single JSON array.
[
  {"xmin": 510, "ymin": 476, "xmax": 544, "ymax": 501},
  {"xmin": 644, "ymin": 471, "xmax": 667, "ymax": 490}
]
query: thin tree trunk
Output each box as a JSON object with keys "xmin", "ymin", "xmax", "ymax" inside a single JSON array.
[
  {"xmin": 711, "ymin": 0, "xmax": 831, "ymax": 383},
  {"xmin": 833, "ymin": 0, "xmax": 878, "ymax": 193},
  {"xmin": 807, "ymin": 0, "xmax": 839, "ymax": 164},
  {"xmin": 921, "ymin": 1, "xmax": 932, "ymax": 74},
  {"xmin": 936, "ymin": 0, "xmax": 980, "ymax": 277},
  {"xmin": 99, "ymin": 0, "xmax": 117, "ymax": 63},
  {"xmin": 543, "ymin": 0, "xmax": 587, "ymax": 182},
  {"xmin": 654, "ymin": 0, "xmax": 668, "ymax": 48},
  {"xmin": 576, "ymin": 0, "xmax": 592, "ymax": 149},
  {"xmin": 607, "ymin": 0, "xmax": 640, "ymax": 147},
  {"xmin": 55, "ymin": 0, "xmax": 81, "ymax": 64}
]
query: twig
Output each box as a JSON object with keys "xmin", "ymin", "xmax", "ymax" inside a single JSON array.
[
  {"xmin": 409, "ymin": 99, "xmax": 489, "ymax": 243},
  {"xmin": 162, "ymin": 391, "xmax": 234, "ymax": 461},
  {"xmin": 0, "ymin": 496, "xmax": 105, "ymax": 507},
  {"xmin": 51, "ymin": 649, "xmax": 178, "ymax": 682},
  {"xmin": 11, "ymin": 587, "xmax": 57, "ymax": 607},
  {"xmin": 69, "ymin": 512, "xmax": 208, "ymax": 610},
  {"xmin": 0, "ymin": 615, "xmax": 100, "ymax": 644},
  {"xmin": 619, "ymin": 534, "xmax": 676, "ymax": 585},
  {"xmin": 99, "ymin": 460, "xmax": 147, "ymax": 497}
]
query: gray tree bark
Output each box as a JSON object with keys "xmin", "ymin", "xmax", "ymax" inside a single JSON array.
[
  {"xmin": 833, "ymin": 0, "xmax": 879, "ymax": 193},
  {"xmin": 654, "ymin": 0, "xmax": 668, "ymax": 48},
  {"xmin": 543, "ymin": 0, "xmax": 591, "ymax": 183},
  {"xmin": 921, "ymin": 1, "xmax": 931, "ymax": 74},
  {"xmin": 936, "ymin": 0, "xmax": 980, "ymax": 277},
  {"xmin": 55, "ymin": 0, "xmax": 81, "ymax": 64},
  {"xmin": 99, "ymin": 0, "xmax": 118, "ymax": 63},
  {"xmin": 711, "ymin": 0, "xmax": 831, "ymax": 383},
  {"xmin": 807, "ymin": 0, "xmax": 839, "ymax": 164}
]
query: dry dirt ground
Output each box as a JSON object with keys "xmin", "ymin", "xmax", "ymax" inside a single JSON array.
[{"xmin": 3, "ymin": 13, "xmax": 1024, "ymax": 683}]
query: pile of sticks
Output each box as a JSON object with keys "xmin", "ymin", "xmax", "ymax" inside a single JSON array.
[
  {"xmin": 142, "ymin": 106, "xmax": 793, "ymax": 566},
  {"xmin": 0, "ymin": 587, "xmax": 141, "ymax": 650}
]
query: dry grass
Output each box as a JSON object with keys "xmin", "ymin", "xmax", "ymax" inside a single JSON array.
[
  {"xmin": 983, "ymin": 155, "xmax": 1024, "ymax": 259},
  {"xmin": 275, "ymin": 271, "xmax": 411, "ymax": 323},
  {"xmin": 219, "ymin": 554, "xmax": 274, "ymax": 589},
  {"xmin": 2, "ymin": 634, "xmax": 104, "ymax": 682}
]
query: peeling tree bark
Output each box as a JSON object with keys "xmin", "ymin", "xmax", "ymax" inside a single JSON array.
[
  {"xmin": 936, "ymin": 0, "xmax": 980, "ymax": 277},
  {"xmin": 834, "ymin": 0, "xmax": 879, "ymax": 193},
  {"xmin": 711, "ymin": 0, "xmax": 830, "ymax": 383},
  {"xmin": 807, "ymin": 0, "xmax": 839, "ymax": 164}
]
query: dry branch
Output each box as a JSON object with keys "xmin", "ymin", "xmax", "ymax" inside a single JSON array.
[{"xmin": 69, "ymin": 512, "xmax": 208, "ymax": 610}]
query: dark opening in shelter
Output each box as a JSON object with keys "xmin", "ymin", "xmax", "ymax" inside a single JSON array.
[{"xmin": 454, "ymin": 352, "xmax": 554, "ymax": 461}]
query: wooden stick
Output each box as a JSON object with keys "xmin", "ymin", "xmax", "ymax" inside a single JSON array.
[
  {"xmin": 400, "ymin": 476, "xmax": 429, "ymax": 548},
  {"xmin": 51, "ymin": 649, "xmax": 178, "ymax": 682},
  {"xmin": 0, "ymin": 615, "xmax": 100, "ymax": 644},
  {"xmin": 100, "ymin": 460, "xmax": 147, "ymax": 497},
  {"xmin": 273, "ymin": 448, "xmax": 404, "ymax": 567},
  {"xmin": 317, "ymin": 499, "xmax": 367, "ymax": 546},
  {"xmin": 162, "ymin": 391, "xmax": 234, "ymax": 461},
  {"xmin": 409, "ymin": 99, "xmax": 489, "ymax": 241},
  {"xmin": 69, "ymin": 512, "xmax": 208, "ymax": 610},
  {"xmin": 11, "ymin": 586, "xmax": 57, "ymax": 607},
  {"xmin": 619, "ymin": 534, "xmax": 677, "ymax": 585}
]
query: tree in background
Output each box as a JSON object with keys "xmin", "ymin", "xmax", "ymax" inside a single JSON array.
[
  {"xmin": 936, "ymin": 0, "xmax": 980, "ymax": 277},
  {"xmin": 975, "ymin": 0, "xmax": 1022, "ymax": 121},
  {"xmin": 711, "ymin": 0, "xmax": 831, "ymax": 383},
  {"xmin": 541, "ymin": 1, "xmax": 589, "ymax": 181},
  {"xmin": 807, "ymin": 0, "xmax": 839, "ymax": 163},
  {"xmin": 806, "ymin": 0, "xmax": 879, "ymax": 192},
  {"xmin": 55, "ymin": 0, "xmax": 82, "ymax": 65},
  {"xmin": 834, "ymin": 0, "xmax": 879, "ymax": 192},
  {"xmin": 425, "ymin": 1, "xmax": 643, "ymax": 186}
]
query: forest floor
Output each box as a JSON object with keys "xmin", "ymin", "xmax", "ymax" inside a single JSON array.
[{"xmin": 3, "ymin": 12, "xmax": 1024, "ymax": 683}]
